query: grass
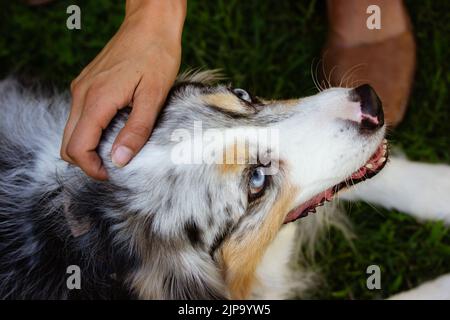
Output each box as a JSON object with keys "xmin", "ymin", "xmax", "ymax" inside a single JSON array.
[{"xmin": 0, "ymin": 0, "xmax": 449, "ymax": 299}]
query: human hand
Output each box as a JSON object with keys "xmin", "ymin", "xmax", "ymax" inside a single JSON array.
[{"xmin": 61, "ymin": 0, "xmax": 186, "ymax": 180}]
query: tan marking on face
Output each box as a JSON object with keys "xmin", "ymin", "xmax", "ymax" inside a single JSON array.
[
  {"xmin": 202, "ymin": 93, "xmax": 249, "ymax": 114},
  {"xmin": 262, "ymin": 98, "xmax": 300, "ymax": 107},
  {"xmin": 219, "ymin": 162, "xmax": 244, "ymax": 175},
  {"xmin": 278, "ymin": 98, "xmax": 300, "ymax": 106},
  {"xmin": 218, "ymin": 142, "xmax": 259, "ymax": 175},
  {"xmin": 220, "ymin": 183, "xmax": 298, "ymax": 299}
]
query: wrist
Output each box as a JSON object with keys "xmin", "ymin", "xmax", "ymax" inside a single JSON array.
[{"xmin": 125, "ymin": 0, "xmax": 186, "ymax": 41}]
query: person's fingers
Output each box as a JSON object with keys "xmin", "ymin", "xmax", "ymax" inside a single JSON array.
[
  {"xmin": 61, "ymin": 81, "xmax": 87, "ymax": 163},
  {"xmin": 111, "ymin": 82, "xmax": 165, "ymax": 167},
  {"xmin": 65, "ymin": 89, "xmax": 120, "ymax": 180}
]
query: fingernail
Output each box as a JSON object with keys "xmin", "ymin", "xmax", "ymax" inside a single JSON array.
[{"xmin": 112, "ymin": 146, "xmax": 133, "ymax": 168}]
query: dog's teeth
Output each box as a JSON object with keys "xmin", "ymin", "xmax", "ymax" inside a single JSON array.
[
  {"xmin": 382, "ymin": 144, "xmax": 387, "ymax": 150},
  {"xmin": 365, "ymin": 163, "xmax": 374, "ymax": 169},
  {"xmin": 382, "ymin": 149, "xmax": 386, "ymax": 156},
  {"xmin": 379, "ymin": 157, "xmax": 386, "ymax": 163},
  {"xmin": 383, "ymin": 139, "xmax": 387, "ymax": 144}
]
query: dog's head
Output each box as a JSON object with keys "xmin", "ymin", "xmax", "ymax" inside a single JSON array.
[{"xmin": 93, "ymin": 71, "xmax": 387, "ymax": 299}]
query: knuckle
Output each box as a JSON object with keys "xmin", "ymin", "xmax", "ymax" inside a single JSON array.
[
  {"xmin": 84, "ymin": 81, "xmax": 109, "ymax": 103},
  {"xmin": 84, "ymin": 88, "xmax": 103, "ymax": 111},
  {"xmin": 65, "ymin": 142, "xmax": 81, "ymax": 161},
  {"xmin": 60, "ymin": 149, "xmax": 70, "ymax": 162},
  {"xmin": 70, "ymin": 80, "xmax": 83, "ymax": 96},
  {"xmin": 84, "ymin": 86, "xmax": 98, "ymax": 102},
  {"xmin": 87, "ymin": 80, "xmax": 104, "ymax": 93}
]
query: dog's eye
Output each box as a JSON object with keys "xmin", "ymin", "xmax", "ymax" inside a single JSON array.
[
  {"xmin": 233, "ymin": 88, "xmax": 252, "ymax": 102},
  {"xmin": 249, "ymin": 166, "xmax": 266, "ymax": 196}
]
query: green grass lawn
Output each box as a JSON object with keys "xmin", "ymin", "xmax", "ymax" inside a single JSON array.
[{"xmin": 0, "ymin": 0, "xmax": 449, "ymax": 299}]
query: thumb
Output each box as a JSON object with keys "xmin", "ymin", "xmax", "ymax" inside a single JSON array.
[{"xmin": 111, "ymin": 89, "xmax": 163, "ymax": 167}]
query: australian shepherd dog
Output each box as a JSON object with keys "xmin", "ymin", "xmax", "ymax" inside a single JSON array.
[{"xmin": 0, "ymin": 71, "xmax": 449, "ymax": 299}]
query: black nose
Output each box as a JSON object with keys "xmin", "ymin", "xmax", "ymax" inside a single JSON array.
[{"xmin": 351, "ymin": 84, "xmax": 384, "ymax": 133}]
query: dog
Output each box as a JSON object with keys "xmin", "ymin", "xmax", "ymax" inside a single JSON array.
[{"xmin": 0, "ymin": 71, "xmax": 449, "ymax": 299}]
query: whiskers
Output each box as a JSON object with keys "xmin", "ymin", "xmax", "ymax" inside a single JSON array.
[
  {"xmin": 310, "ymin": 58, "xmax": 325, "ymax": 92},
  {"xmin": 337, "ymin": 63, "xmax": 368, "ymax": 88},
  {"xmin": 310, "ymin": 55, "xmax": 369, "ymax": 91},
  {"xmin": 341, "ymin": 174, "xmax": 386, "ymax": 218}
]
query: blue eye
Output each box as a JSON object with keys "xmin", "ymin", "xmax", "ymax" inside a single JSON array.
[
  {"xmin": 233, "ymin": 88, "xmax": 252, "ymax": 102},
  {"xmin": 249, "ymin": 167, "xmax": 266, "ymax": 195}
]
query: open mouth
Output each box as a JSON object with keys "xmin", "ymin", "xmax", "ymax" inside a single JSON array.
[{"xmin": 284, "ymin": 139, "xmax": 388, "ymax": 223}]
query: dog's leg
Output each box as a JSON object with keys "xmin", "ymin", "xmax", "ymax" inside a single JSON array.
[
  {"xmin": 340, "ymin": 156, "xmax": 450, "ymax": 224},
  {"xmin": 388, "ymin": 274, "xmax": 450, "ymax": 300}
]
